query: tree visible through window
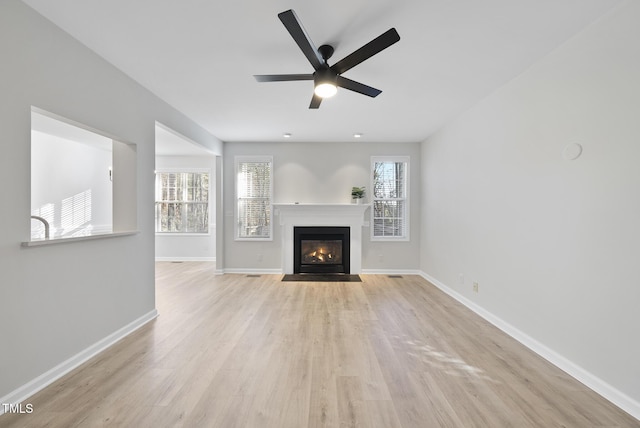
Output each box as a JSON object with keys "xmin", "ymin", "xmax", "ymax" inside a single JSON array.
[
  {"xmin": 372, "ymin": 157, "xmax": 409, "ymax": 240},
  {"xmin": 155, "ymin": 171, "xmax": 209, "ymax": 233},
  {"xmin": 236, "ymin": 156, "xmax": 272, "ymax": 240}
]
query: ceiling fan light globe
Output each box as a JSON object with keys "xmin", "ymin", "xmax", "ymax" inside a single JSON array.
[{"xmin": 314, "ymin": 83, "xmax": 337, "ymax": 98}]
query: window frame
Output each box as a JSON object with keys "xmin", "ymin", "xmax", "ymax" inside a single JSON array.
[
  {"xmin": 370, "ymin": 156, "xmax": 410, "ymax": 241},
  {"xmin": 154, "ymin": 168, "xmax": 212, "ymax": 235},
  {"xmin": 235, "ymin": 155, "xmax": 273, "ymax": 241}
]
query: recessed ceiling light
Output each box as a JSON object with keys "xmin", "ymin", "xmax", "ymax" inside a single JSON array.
[
  {"xmin": 283, "ymin": 133, "xmax": 292, "ymax": 138},
  {"xmin": 353, "ymin": 133, "xmax": 363, "ymax": 138}
]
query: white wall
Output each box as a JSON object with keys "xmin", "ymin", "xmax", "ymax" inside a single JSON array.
[
  {"xmin": 421, "ymin": 1, "xmax": 640, "ymax": 415},
  {"xmin": 155, "ymin": 155, "xmax": 216, "ymax": 261},
  {"xmin": 31, "ymin": 130, "xmax": 113, "ymax": 238},
  {"xmin": 0, "ymin": 0, "xmax": 222, "ymax": 404},
  {"xmin": 222, "ymin": 141, "xmax": 421, "ymax": 272}
]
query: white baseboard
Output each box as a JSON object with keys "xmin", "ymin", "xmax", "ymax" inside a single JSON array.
[
  {"xmin": 220, "ymin": 269, "xmax": 422, "ymax": 276},
  {"xmin": 155, "ymin": 257, "xmax": 215, "ymax": 262},
  {"xmin": 215, "ymin": 269, "xmax": 421, "ymax": 276},
  {"xmin": 222, "ymin": 268, "xmax": 283, "ymax": 275},
  {"xmin": 419, "ymin": 271, "xmax": 640, "ymax": 421},
  {"xmin": 361, "ymin": 269, "xmax": 422, "ymax": 275},
  {"xmin": 0, "ymin": 309, "xmax": 158, "ymax": 416}
]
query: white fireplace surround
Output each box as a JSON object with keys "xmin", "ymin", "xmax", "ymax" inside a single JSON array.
[{"xmin": 273, "ymin": 203, "xmax": 370, "ymax": 274}]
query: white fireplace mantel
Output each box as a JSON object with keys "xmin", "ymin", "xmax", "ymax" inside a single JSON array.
[{"xmin": 273, "ymin": 203, "xmax": 370, "ymax": 274}]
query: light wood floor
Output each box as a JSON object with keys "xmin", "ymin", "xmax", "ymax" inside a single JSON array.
[{"xmin": 2, "ymin": 262, "xmax": 638, "ymax": 427}]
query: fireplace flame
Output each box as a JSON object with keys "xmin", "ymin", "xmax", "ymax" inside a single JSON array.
[
  {"xmin": 301, "ymin": 240, "xmax": 342, "ymax": 265},
  {"xmin": 304, "ymin": 248, "xmax": 335, "ymax": 264}
]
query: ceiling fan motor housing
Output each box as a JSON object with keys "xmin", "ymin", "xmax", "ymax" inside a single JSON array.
[{"xmin": 314, "ymin": 67, "xmax": 337, "ymax": 86}]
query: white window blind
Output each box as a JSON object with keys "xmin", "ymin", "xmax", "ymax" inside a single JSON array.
[
  {"xmin": 236, "ymin": 157, "xmax": 272, "ymax": 240},
  {"xmin": 155, "ymin": 171, "xmax": 209, "ymax": 233},
  {"xmin": 372, "ymin": 157, "xmax": 409, "ymax": 240}
]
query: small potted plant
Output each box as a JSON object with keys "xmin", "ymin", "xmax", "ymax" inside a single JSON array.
[{"xmin": 351, "ymin": 186, "xmax": 365, "ymax": 204}]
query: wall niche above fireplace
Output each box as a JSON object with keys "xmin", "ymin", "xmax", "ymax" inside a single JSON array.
[{"xmin": 294, "ymin": 226, "xmax": 350, "ymax": 274}]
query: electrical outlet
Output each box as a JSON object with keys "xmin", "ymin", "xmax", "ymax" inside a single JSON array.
[
  {"xmin": 458, "ymin": 273, "xmax": 464, "ymax": 285},
  {"xmin": 473, "ymin": 282, "xmax": 479, "ymax": 293}
]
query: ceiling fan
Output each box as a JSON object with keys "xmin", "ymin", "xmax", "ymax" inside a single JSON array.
[{"xmin": 254, "ymin": 9, "xmax": 400, "ymax": 109}]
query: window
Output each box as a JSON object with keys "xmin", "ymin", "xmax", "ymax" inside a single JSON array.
[
  {"xmin": 371, "ymin": 156, "xmax": 409, "ymax": 240},
  {"xmin": 155, "ymin": 171, "xmax": 210, "ymax": 233},
  {"xmin": 235, "ymin": 156, "xmax": 272, "ymax": 240}
]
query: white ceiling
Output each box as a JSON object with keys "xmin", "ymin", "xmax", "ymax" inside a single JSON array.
[{"xmin": 23, "ymin": 0, "xmax": 620, "ymax": 145}]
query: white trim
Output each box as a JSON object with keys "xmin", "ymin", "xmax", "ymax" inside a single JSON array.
[
  {"xmin": 155, "ymin": 257, "xmax": 216, "ymax": 262},
  {"xmin": 222, "ymin": 268, "xmax": 283, "ymax": 275},
  {"xmin": 154, "ymin": 167, "xmax": 211, "ymax": 173},
  {"xmin": 370, "ymin": 156, "xmax": 410, "ymax": 241},
  {"xmin": 0, "ymin": 309, "xmax": 158, "ymax": 415},
  {"xmin": 361, "ymin": 269, "xmax": 422, "ymax": 275},
  {"xmin": 419, "ymin": 271, "xmax": 640, "ymax": 421},
  {"xmin": 155, "ymin": 232, "xmax": 212, "ymax": 236},
  {"xmin": 234, "ymin": 156, "xmax": 274, "ymax": 241},
  {"xmin": 154, "ymin": 169, "xmax": 212, "ymax": 234},
  {"xmin": 22, "ymin": 231, "xmax": 139, "ymax": 247},
  {"xmin": 273, "ymin": 203, "xmax": 370, "ymax": 274},
  {"xmin": 217, "ymin": 269, "xmax": 421, "ymax": 276}
]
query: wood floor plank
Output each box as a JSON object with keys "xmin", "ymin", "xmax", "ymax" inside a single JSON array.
[
  {"xmin": 363, "ymin": 399, "xmax": 403, "ymax": 428},
  {"xmin": 1, "ymin": 263, "xmax": 638, "ymax": 427},
  {"xmin": 336, "ymin": 376, "xmax": 369, "ymax": 428}
]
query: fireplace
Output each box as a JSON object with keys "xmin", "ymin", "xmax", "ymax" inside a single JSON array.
[
  {"xmin": 274, "ymin": 203, "xmax": 368, "ymax": 274},
  {"xmin": 294, "ymin": 226, "xmax": 350, "ymax": 274}
]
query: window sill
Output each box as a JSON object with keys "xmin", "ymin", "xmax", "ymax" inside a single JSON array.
[
  {"xmin": 234, "ymin": 237, "xmax": 273, "ymax": 242},
  {"xmin": 370, "ymin": 236, "xmax": 411, "ymax": 242},
  {"xmin": 22, "ymin": 231, "xmax": 139, "ymax": 247}
]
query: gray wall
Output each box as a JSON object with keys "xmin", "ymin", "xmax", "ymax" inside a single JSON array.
[
  {"xmin": 421, "ymin": 1, "xmax": 640, "ymax": 411},
  {"xmin": 0, "ymin": 0, "xmax": 221, "ymax": 400},
  {"xmin": 222, "ymin": 141, "xmax": 421, "ymax": 272}
]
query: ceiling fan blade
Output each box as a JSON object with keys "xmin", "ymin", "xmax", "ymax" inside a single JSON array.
[
  {"xmin": 331, "ymin": 28, "xmax": 400, "ymax": 75},
  {"xmin": 254, "ymin": 74, "xmax": 314, "ymax": 82},
  {"xmin": 309, "ymin": 93, "xmax": 322, "ymax": 109},
  {"xmin": 336, "ymin": 76, "xmax": 382, "ymax": 97},
  {"xmin": 278, "ymin": 9, "xmax": 324, "ymax": 70}
]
